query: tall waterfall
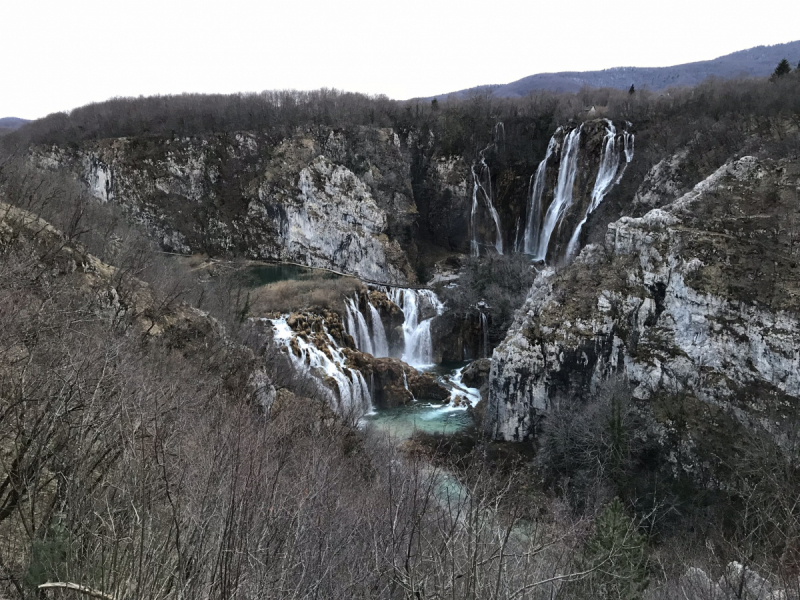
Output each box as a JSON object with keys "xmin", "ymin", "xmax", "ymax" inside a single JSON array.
[
  {"xmin": 270, "ymin": 318, "xmax": 372, "ymax": 416},
  {"xmin": 534, "ymin": 125, "xmax": 583, "ymax": 262},
  {"xmin": 470, "ymin": 145, "xmax": 504, "ymax": 257},
  {"xmin": 523, "ymin": 134, "xmax": 558, "ymax": 255},
  {"xmin": 566, "ymin": 122, "xmax": 635, "ymax": 260},
  {"xmin": 386, "ymin": 288, "xmax": 444, "ymax": 368}
]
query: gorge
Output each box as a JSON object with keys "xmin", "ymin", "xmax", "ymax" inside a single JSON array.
[{"xmin": 2, "ymin": 73, "xmax": 800, "ymax": 599}]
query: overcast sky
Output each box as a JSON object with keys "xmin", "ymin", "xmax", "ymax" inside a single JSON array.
[{"xmin": 2, "ymin": 0, "xmax": 797, "ymax": 120}]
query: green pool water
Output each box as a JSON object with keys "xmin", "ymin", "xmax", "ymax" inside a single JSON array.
[
  {"xmin": 243, "ymin": 263, "xmax": 341, "ymax": 287},
  {"xmin": 361, "ymin": 362, "xmax": 476, "ymax": 441}
]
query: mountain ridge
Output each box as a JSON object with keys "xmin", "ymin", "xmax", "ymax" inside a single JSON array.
[{"xmin": 424, "ymin": 40, "xmax": 800, "ymax": 99}]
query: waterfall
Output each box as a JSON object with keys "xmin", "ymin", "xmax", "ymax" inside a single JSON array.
[
  {"xmin": 367, "ymin": 301, "xmax": 389, "ymax": 357},
  {"xmin": 386, "ymin": 288, "xmax": 444, "ymax": 368},
  {"xmin": 613, "ymin": 129, "xmax": 635, "ymax": 186},
  {"xmin": 534, "ymin": 125, "xmax": 583, "ymax": 262},
  {"xmin": 343, "ymin": 295, "xmax": 391, "ymax": 358},
  {"xmin": 480, "ymin": 312, "xmax": 489, "ymax": 358},
  {"xmin": 270, "ymin": 318, "xmax": 372, "ymax": 416},
  {"xmin": 566, "ymin": 122, "xmax": 635, "ymax": 260},
  {"xmin": 523, "ymin": 134, "xmax": 558, "ymax": 255},
  {"xmin": 345, "ymin": 296, "xmax": 373, "ymax": 355},
  {"xmin": 402, "ymin": 369, "xmax": 416, "ymax": 401},
  {"xmin": 470, "ymin": 144, "xmax": 504, "ymax": 256}
]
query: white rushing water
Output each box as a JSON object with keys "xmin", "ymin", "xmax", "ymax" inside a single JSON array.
[
  {"xmin": 270, "ymin": 317, "xmax": 372, "ymax": 417},
  {"xmin": 470, "ymin": 145, "xmax": 504, "ymax": 257},
  {"xmin": 344, "ymin": 294, "xmax": 390, "ymax": 358},
  {"xmin": 367, "ymin": 301, "xmax": 389, "ymax": 357},
  {"xmin": 523, "ymin": 133, "xmax": 559, "ymax": 256},
  {"xmin": 345, "ymin": 296, "xmax": 373, "ymax": 356},
  {"xmin": 386, "ymin": 288, "xmax": 444, "ymax": 368},
  {"xmin": 565, "ymin": 122, "xmax": 635, "ymax": 260},
  {"xmin": 534, "ymin": 125, "xmax": 583, "ymax": 262}
]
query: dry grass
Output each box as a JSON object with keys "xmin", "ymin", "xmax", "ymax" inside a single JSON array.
[{"xmin": 249, "ymin": 273, "xmax": 363, "ymax": 315}]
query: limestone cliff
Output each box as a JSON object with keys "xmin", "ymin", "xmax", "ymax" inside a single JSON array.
[
  {"xmin": 33, "ymin": 127, "xmax": 423, "ymax": 283},
  {"xmin": 486, "ymin": 155, "xmax": 800, "ymax": 460}
]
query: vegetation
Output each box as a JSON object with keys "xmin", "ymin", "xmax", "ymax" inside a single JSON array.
[
  {"xmin": 248, "ymin": 273, "xmax": 363, "ymax": 315},
  {"xmin": 1, "ymin": 72, "xmax": 800, "ymax": 598}
]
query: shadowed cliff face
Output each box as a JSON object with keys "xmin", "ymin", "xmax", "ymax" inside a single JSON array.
[
  {"xmin": 486, "ymin": 155, "xmax": 800, "ymax": 459},
  {"xmin": 33, "ymin": 127, "xmax": 422, "ymax": 283}
]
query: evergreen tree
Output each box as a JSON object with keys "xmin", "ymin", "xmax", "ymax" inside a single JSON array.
[
  {"xmin": 578, "ymin": 498, "xmax": 649, "ymax": 600},
  {"xmin": 629, "ymin": 84, "xmax": 635, "ymax": 95},
  {"xmin": 773, "ymin": 58, "xmax": 791, "ymax": 78}
]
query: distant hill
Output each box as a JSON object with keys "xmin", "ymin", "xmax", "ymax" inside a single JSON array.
[
  {"xmin": 429, "ymin": 40, "xmax": 800, "ymax": 99},
  {"xmin": 0, "ymin": 117, "xmax": 31, "ymax": 130}
]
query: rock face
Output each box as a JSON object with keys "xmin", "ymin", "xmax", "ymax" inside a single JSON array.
[
  {"xmin": 344, "ymin": 351, "xmax": 449, "ymax": 408},
  {"xmin": 33, "ymin": 127, "xmax": 422, "ymax": 283},
  {"xmin": 486, "ymin": 156, "xmax": 800, "ymax": 454}
]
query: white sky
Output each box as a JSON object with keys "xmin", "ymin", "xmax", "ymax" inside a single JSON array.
[{"xmin": 2, "ymin": 0, "xmax": 797, "ymax": 120}]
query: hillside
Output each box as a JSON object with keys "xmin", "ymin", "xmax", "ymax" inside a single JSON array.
[
  {"xmin": 2, "ymin": 73, "xmax": 800, "ymax": 599},
  {"xmin": 429, "ymin": 40, "xmax": 800, "ymax": 98},
  {"xmin": 0, "ymin": 117, "xmax": 30, "ymax": 130}
]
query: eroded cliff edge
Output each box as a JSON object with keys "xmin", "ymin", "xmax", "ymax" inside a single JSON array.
[{"xmin": 487, "ymin": 155, "xmax": 800, "ymax": 461}]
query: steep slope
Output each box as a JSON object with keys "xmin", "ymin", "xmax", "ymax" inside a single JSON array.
[{"xmin": 486, "ymin": 154, "xmax": 800, "ymax": 457}]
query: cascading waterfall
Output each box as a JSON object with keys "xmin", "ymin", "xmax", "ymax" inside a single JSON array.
[
  {"xmin": 386, "ymin": 288, "xmax": 444, "ymax": 368},
  {"xmin": 523, "ymin": 134, "xmax": 559, "ymax": 255},
  {"xmin": 534, "ymin": 125, "xmax": 583, "ymax": 262},
  {"xmin": 270, "ymin": 318, "xmax": 372, "ymax": 416},
  {"xmin": 343, "ymin": 295, "xmax": 391, "ymax": 358},
  {"xmin": 470, "ymin": 145, "xmax": 504, "ymax": 257},
  {"xmin": 367, "ymin": 301, "xmax": 389, "ymax": 357},
  {"xmin": 565, "ymin": 122, "xmax": 635, "ymax": 260},
  {"xmin": 345, "ymin": 296, "xmax": 373, "ymax": 355}
]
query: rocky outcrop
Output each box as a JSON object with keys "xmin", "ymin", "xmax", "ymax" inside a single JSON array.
[
  {"xmin": 33, "ymin": 127, "xmax": 420, "ymax": 283},
  {"xmin": 344, "ymin": 351, "xmax": 449, "ymax": 408},
  {"xmin": 487, "ymin": 156, "xmax": 800, "ymax": 455},
  {"xmin": 462, "ymin": 358, "xmax": 491, "ymax": 390}
]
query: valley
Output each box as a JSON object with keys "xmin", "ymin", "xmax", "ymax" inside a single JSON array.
[{"xmin": 1, "ymin": 69, "xmax": 799, "ymax": 599}]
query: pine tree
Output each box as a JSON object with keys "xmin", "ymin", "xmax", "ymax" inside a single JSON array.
[
  {"xmin": 773, "ymin": 58, "xmax": 791, "ymax": 78},
  {"xmin": 578, "ymin": 498, "xmax": 649, "ymax": 600},
  {"xmin": 629, "ymin": 84, "xmax": 635, "ymax": 95}
]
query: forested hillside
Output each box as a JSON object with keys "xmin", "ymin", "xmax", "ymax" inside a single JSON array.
[{"xmin": 2, "ymin": 66, "xmax": 800, "ymax": 599}]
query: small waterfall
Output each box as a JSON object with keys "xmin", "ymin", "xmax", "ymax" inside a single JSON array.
[
  {"xmin": 480, "ymin": 312, "xmax": 489, "ymax": 358},
  {"xmin": 513, "ymin": 217, "xmax": 522, "ymax": 253},
  {"xmin": 613, "ymin": 129, "xmax": 635, "ymax": 186},
  {"xmin": 386, "ymin": 288, "xmax": 444, "ymax": 368},
  {"xmin": 470, "ymin": 144, "xmax": 504, "ymax": 256},
  {"xmin": 345, "ymin": 296, "xmax": 373, "ymax": 355},
  {"xmin": 367, "ymin": 301, "xmax": 389, "ymax": 357},
  {"xmin": 402, "ymin": 369, "xmax": 416, "ymax": 401},
  {"xmin": 270, "ymin": 318, "xmax": 372, "ymax": 416},
  {"xmin": 343, "ymin": 295, "xmax": 392, "ymax": 358},
  {"xmin": 523, "ymin": 133, "xmax": 558, "ymax": 255},
  {"xmin": 535, "ymin": 125, "xmax": 583, "ymax": 262},
  {"xmin": 566, "ymin": 122, "xmax": 635, "ymax": 260}
]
